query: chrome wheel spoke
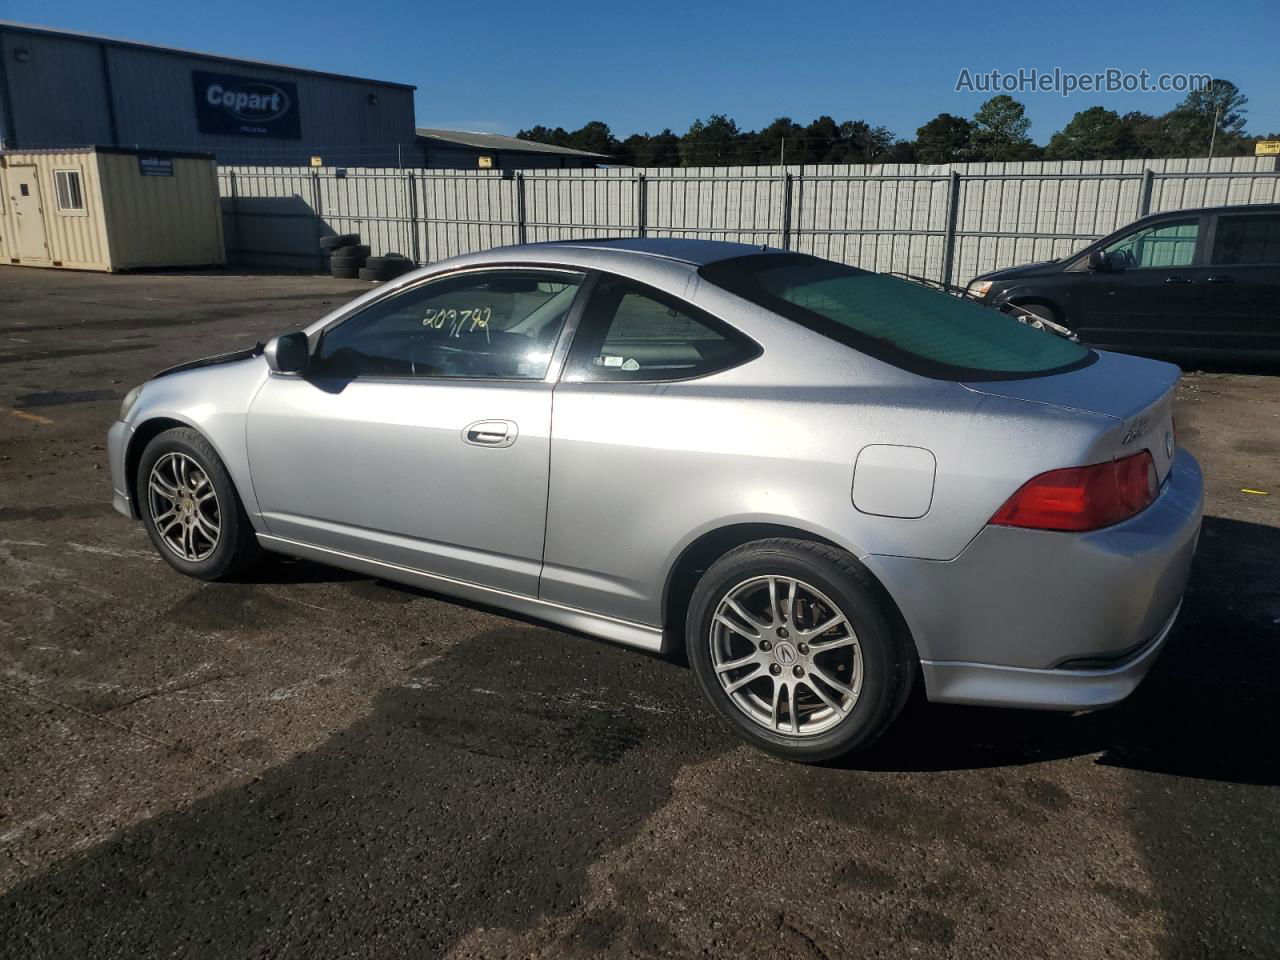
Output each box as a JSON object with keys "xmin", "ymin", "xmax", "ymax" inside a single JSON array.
[
  {"xmin": 723, "ymin": 596, "xmax": 769, "ymax": 632},
  {"xmin": 803, "ymin": 675, "xmax": 846, "ymax": 716},
  {"xmin": 770, "ymin": 680, "xmax": 785, "ymax": 730},
  {"xmin": 723, "ymin": 664, "xmax": 764, "ymax": 694},
  {"xmin": 809, "ymin": 664, "xmax": 857, "ymax": 701},
  {"xmin": 809, "ymin": 632, "xmax": 857, "ymax": 652},
  {"xmin": 715, "ymin": 652, "xmax": 760, "ymax": 674},
  {"xmin": 714, "ymin": 612, "xmax": 761, "ymax": 641}
]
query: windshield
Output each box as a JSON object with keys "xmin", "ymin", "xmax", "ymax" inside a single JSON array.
[{"xmin": 700, "ymin": 254, "xmax": 1093, "ymax": 381}]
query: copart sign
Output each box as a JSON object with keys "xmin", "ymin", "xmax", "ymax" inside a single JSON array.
[{"xmin": 192, "ymin": 70, "xmax": 302, "ymax": 139}]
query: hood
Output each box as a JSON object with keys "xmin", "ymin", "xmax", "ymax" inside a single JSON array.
[
  {"xmin": 152, "ymin": 344, "xmax": 263, "ymax": 380},
  {"xmin": 972, "ymin": 259, "xmax": 1061, "ymax": 282}
]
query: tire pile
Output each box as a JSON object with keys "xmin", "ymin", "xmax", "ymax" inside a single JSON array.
[{"xmin": 319, "ymin": 233, "xmax": 415, "ymax": 283}]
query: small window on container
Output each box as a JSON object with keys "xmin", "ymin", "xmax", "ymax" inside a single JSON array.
[{"xmin": 54, "ymin": 170, "xmax": 85, "ymax": 213}]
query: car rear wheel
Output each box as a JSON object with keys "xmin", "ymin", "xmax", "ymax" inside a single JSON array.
[
  {"xmin": 687, "ymin": 539, "xmax": 914, "ymax": 762},
  {"xmin": 137, "ymin": 427, "xmax": 261, "ymax": 581}
]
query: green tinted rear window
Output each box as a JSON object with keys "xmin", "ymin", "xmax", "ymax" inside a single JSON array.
[{"xmin": 700, "ymin": 254, "xmax": 1092, "ymax": 380}]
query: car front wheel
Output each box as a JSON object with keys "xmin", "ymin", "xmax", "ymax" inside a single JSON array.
[
  {"xmin": 687, "ymin": 539, "xmax": 915, "ymax": 762},
  {"xmin": 136, "ymin": 427, "xmax": 261, "ymax": 581}
]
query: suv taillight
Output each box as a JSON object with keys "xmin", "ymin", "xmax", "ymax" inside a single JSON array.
[{"xmin": 990, "ymin": 451, "xmax": 1159, "ymax": 532}]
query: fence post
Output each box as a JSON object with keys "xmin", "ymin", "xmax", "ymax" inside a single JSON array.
[
  {"xmin": 227, "ymin": 170, "xmax": 240, "ymax": 262},
  {"xmin": 514, "ymin": 172, "xmax": 528, "ymax": 245},
  {"xmin": 406, "ymin": 168, "xmax": 421, "ymax": 265},
  {"xmin": 940, "ymin": 170, "xmax": 961, "ymax": 287},
  {"xmin": 779, "ymin": 171, "xmax": 793, "ymax": 250},
  {"xmin": 309, "ymin": 170, "xmax": 325, "ymax": 272},
  {"xmin": 1138, "ymin": 168, "xmax": 1155, "ymax": 217},
  {"xmin": 635, "ymin": 172, "xmax": 647, "ymax": 237}
]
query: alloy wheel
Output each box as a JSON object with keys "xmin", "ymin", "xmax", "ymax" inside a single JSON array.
[
  {"xmin": 709, "ymin": 575, "xmax": 863, "ymax": 737},
  {"xmin": 147, "ymin": 452, "xmax": 221, "ymax": 562}
]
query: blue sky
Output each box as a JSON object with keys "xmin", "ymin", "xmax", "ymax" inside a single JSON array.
[{"xmin": 8, "ymin": 0, "xmax": 1278, "ymax": 144}]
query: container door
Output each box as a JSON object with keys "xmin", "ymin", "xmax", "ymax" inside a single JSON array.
[{"xmin": 8, "ymin": 168, "xmax": 50, "ymax": 261}]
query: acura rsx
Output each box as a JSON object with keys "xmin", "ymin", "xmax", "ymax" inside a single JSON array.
[{"xmin": 107, "ymin": 239, "xmax": 1204, "ymax": 761}]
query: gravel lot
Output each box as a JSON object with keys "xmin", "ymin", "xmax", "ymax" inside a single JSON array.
[{"xmin": 0, "ymin": 266, "xmax": 1277, "ymax": 959}]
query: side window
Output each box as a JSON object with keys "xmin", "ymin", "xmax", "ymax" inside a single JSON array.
[
  {"xmin": 54, "ymin": 170, "xmax": 85, "ymax": 213},
  {"xmin": 1104, "ymin": 219, "xmax": 1199, "ymax": 270},
  {"xmin": 313, "ymin": 269, "xmax": 584, "ymax": 380},
  {"xmin": 1212, "ymin": 213, "xmax": 1280, "ymax": 266},
  {"xmin": 565, "ymin": 275, "xmax": 759, "ymax": 382}
]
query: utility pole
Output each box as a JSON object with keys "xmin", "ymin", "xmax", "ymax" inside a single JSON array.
[
  {"xmin": 780, "ymin": 137, "xmax": 786, "ymax": 167},
  {"xmin": 1208, "ymin": 103, "xmax": 1221, "ymax": 159}
]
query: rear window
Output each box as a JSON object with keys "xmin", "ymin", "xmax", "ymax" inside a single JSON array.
[{"xmin": 700, "ymin": 254, "xmax": 1093, "ymax": 381}]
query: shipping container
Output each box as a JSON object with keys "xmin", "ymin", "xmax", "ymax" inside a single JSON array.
[{"xmin": 0, "ymin": 146, "xmax": 224, "ymax": 271}]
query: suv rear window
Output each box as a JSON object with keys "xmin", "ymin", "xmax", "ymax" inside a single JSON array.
[{"xmin": 700, "ymin": 254, "xmax": 1093, "ymax": 381}]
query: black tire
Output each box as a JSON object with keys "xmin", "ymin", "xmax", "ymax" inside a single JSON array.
[
  {"xmin": 686, "ymin": 538, "xmax": 915, "ymax": 763},
  {"xmin": 330, "ymin": 265, "xmax": 361, "ymax": 279},
  {"xmin": 319, "ymin": 233, "xmax": 359, "ymax": 250},
  {"xmin": 358, "ymin": 266, "xmax": 385, "ymax": 282},
  {"xmin": 329, "ymin": 255, "xmax": 367, "ymax": 269},
  {"xmin": 366, "ymin": 253, "xmax": 407, "ymax": 266},
  {"xmin": 330, "ymin": 244, "xmax": 370, "ymax": 259},
  {"xmin": 136, "ymin": 427, "xmax": 262, "ymax": 581}
]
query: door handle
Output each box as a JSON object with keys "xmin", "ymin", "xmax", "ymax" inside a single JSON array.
[
  {"xmin": 463, "ymin": 419, "xmax": 518, "ymax": 448},
  {"xmin": 1206, "ymin": 275, "xmax": 1235, "ymax": 283},
  {"xmin": 1164, "ymin": 277, "xmax": 1193, "ymax": 284}
]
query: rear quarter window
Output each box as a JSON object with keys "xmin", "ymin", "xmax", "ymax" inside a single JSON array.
[{"xmin": 700, "ymin": 254, "xmax": 1093, "ymax": 381}]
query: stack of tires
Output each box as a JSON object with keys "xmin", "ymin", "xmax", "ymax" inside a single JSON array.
[
  {"xmin": 320, "ymin": 233, "xmax": 369, "ymax": 279},
  {"xmin": 319, "ymin": 234, "xmax": 415, "ymax": 283},
  {"xmin": 358, "ymin": 254, "xmax": 415, "ymax": 283}
]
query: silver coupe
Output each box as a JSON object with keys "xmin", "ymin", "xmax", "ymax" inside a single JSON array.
[{"xmin": 107, "ymin": 239, "xmax": 1204, "ymax": 761}]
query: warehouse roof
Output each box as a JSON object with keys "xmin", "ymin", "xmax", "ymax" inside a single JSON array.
[
  {"xmin": 415, "ymin": 128, "xmax": 610, "ymax": 160},
  {"xmin": 0, "ymin": 20, "xmax": 416, "ymax": 90}
]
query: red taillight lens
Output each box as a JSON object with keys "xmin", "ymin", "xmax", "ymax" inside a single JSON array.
[{"xmin": 991, "ymin": 451, "xmax": 1158, "ymax": 532}]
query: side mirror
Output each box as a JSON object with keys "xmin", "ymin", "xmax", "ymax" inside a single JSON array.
[
  {"xmin": 1087, "ymin": 250, "xmax": 1109, "ymax": 272},
  {"xmin": 264, "ymin": 331, "xmax": 310, "ymax": 373}
]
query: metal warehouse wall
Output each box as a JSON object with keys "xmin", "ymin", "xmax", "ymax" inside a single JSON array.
[
  {"xmin": 217, "ymin": 156, "xmax": 1280, "ymax": 282},
  {"xmin": 0, "ymin": 25, "xmax": 416, "ymax": 165}
]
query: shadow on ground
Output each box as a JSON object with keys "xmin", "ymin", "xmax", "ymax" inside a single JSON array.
[{"xmin": 0, "ymin": 625, "xmax": 732, "ymax": 959}]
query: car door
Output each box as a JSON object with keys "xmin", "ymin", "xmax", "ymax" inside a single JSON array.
[
  {"xmin": 1077, "ymin": 215, "xmax": 1208, "ymax": 350},
  {"xmin": 1201, "ymin": 209, "xmax": 1280, "ymax": 354},
  {"xmin": 246, "ymin": 267, "xmax": 587, "ymax": 596},
  {"xmin": 541, "ymin": 272, "xmax": 762, "ymax": 625}
]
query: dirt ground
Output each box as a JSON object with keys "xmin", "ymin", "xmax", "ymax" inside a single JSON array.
[{"xmin": 0, "ymin": 265, "xmax": 1277, "ymax": 959}]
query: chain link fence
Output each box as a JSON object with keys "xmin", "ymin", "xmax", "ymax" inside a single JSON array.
[{"xmin": 218, "ymin": 157, "xmax": 1280, "ymax": 283}]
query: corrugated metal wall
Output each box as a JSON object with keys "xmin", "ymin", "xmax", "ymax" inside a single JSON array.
[
  {"xmin": 98, "ymin": 153, "xmax": 224, "ymax": 269},
  {"xmin": 218, "ymin": 156, "xmax": 1280, "ymax": 282},
  {"xmin": 0, "ymin": 26, "xmax": 416, "ymax": 166}
]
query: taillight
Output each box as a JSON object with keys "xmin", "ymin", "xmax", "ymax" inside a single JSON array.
[{"xmin": 990, "ymin": 451, "xmax": 1159, "ymax": 532}]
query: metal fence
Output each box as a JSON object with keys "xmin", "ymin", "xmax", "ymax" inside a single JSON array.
[{"xmin": 217, "ymin": 157, "xmax": 1280, "ymax": 284}]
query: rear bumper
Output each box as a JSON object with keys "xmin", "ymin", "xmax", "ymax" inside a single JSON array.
[
  {"xmin": 919, "ymin": 601, "xmax": 1180, "ymax": 710},
  {"xmin": 865, "ymin": 447, "xmax": 1204, "ymax": 710},
  {"xmin": 107, "ymin": 419, "xmax": 136, "ymax": 519}
]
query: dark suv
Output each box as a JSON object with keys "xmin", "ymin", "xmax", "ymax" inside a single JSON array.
[{"xmin": 967, "ymin": 204, "xmax": 1280, "ymax": 360}]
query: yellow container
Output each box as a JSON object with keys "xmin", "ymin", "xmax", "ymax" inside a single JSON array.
[{"xmin": 0, "ymin": 146, "xmax": 225, "ymax": 271}]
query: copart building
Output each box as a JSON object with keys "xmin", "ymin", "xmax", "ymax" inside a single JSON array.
[{"xmin": 0, "ymin": 20, "xmax": 418, "ymax": 166}]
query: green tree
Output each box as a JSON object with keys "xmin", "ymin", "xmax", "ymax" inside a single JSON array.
[
  {"xmin": 567, "ymin": 121, "xmax": 619, "ymax": 157},
  {"xmin": 618, "ymin": 129, "xmax": 682, "ymax": 166},
  {"xmin": 679, "ymin": 114, "xmax": 742, "ymax": 167},
  {"xmin": 1044, "ymin": 107, "xmax": 1136, "ymax": 160},
  {"xmin": 914, "ymin": 113, "xmax": 974, "ymax": 164},
  {"xmin": 756, "ymin": 116, "xmax": 804, "ymax": 165},
  {"xmin": 971, "ymin": 95, "xmax": 1038, "ymax": 161},
  {"xmin": 1181, "ymin": 79, "xmax": 1248, "ymax": 139}
]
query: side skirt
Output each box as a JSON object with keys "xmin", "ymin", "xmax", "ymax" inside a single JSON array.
[{"xmin": 257, "ymin": 534, "xmax": 665, "ymax": 653}]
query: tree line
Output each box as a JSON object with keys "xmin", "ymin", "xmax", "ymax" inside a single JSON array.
[{"xmin": 518, "ymin": 80, "xmax": 1275, "ymax": 167}]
